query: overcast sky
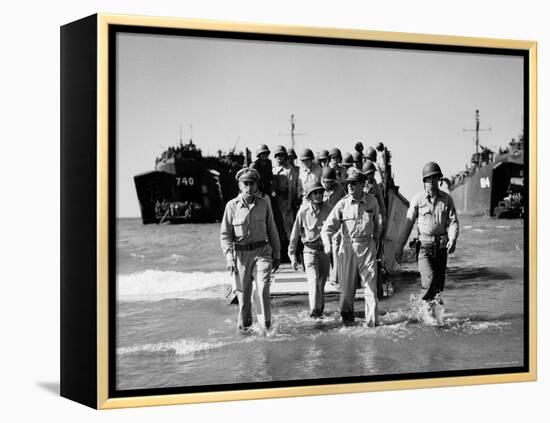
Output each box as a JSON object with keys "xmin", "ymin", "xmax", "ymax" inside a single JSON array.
[{"xmin": 116, "ymin": 32, "xmax": 523, "ymax": 217}]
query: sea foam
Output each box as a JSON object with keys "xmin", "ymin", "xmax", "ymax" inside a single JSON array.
[{"xmin": 117, "ymin": 270, "xmax": 231, "ymax": 302}]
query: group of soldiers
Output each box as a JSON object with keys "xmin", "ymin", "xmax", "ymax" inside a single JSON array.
[{"xmin": 220, "ymin": 142, "xmax": 459, "ymax": 332}]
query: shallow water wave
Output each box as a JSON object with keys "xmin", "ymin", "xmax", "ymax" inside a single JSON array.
[
  {"xmin": 116, "ymin": 216, "xmax": 525, "ymax": 389},
  {"xmin": 117, "ymin": 270, "xmax": 231, "ymax": 302},
  {"xmin": 118, "ymin": 337, "xmax": 228, "ymax": 357}
]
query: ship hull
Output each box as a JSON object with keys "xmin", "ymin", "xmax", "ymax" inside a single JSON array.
[
  {"xmin": 134, "ymin": 162, "xmax": 225, "ymax": 224},
  {"xmin": 450, "ymin": 156, "xmax": 523, "ymax": 217}
]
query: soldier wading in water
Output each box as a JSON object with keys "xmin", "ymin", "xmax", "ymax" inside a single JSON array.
[
  {"xmin": 396, "ymin": 162, "xmax": 459, "ymax": 315},
  {"xmin": 288, "ymin": 180, "xmax": 332, "ymax": 318},
  {"xmin": 220, "ymin": 168, "xmax": 281, "ymax": 332},
  {"xmin": 322, "ymin": 167, "xmax": 380, "ymax": 326}
]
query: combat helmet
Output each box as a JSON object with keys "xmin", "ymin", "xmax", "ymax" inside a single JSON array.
[
  {"xmin": 299, "ymin": 148, "xmax": 315, "ymax": 160},
  {"xmin": 322, "ymin": 166, "xmax": 337, "ymax": 181},
  {"xmin": 329, "ymin": 148, "xmax": 342, "ymax": 159},
  {"xmin": 255, "ymin": 144, "xmax": 270, "ymax": 157},
  {"xmin": 422, "ymin": 162, "xmax": 443, "ymax": 180},
  {"xmin": 318, "ymin": 149, "xmax": 330, "ymax": 160},
  {"xmin": 342, "ymin": 152, "xmax": 354, "ymax": 167},
  {"xmin": 362, "ymin": 159, "xmax": 376, "ymax": 176},
  {"xmin": 365, "ymin": 146, "xmax": 377, "ymax": 162},
  {"xmin": 273, "ymin": 145, "xmax": 288, "ymax": 157},
  {"xmin": 304, "ymin": 180, "xmax": 324, "ymax": 198}
]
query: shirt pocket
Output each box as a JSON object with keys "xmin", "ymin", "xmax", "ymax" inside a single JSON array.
[
  {"xmin": 341, "ymin": 212, "xmax": 357, "ymax": 236},
  {"xmin": 232, "ymin": 215, "xmax": 248, "ymax": 238},
  {"xmin": 251, "ymin": 215, "xmax": 267, "ymax": 237},
  {"xmin": 419, "ymin": 204, "xmax": 433, "ymax": 224}
]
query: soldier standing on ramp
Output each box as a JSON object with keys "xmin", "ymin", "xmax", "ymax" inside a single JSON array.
[
  {"xmin": 288, "ymin": 181, "xmax": 332, "ymax": 318},
  {"xmin": 396, "ymin": 162, "xmax": 459, "ymax": 310},
  {"xmin": 322, "ymin": 167, "xmax": 380, "ymax": 326},
  {"xmin": 272, "ymin": 145, "xmax": 294, "ymax": 261},
  {"xmin": 220, "ymin": 168, "xmax": 281, "ymax": 331}
]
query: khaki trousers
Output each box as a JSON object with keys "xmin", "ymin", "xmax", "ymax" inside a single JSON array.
[
  {"xmin": 234, "ymin": 244, "xmax": 272, "ymax": 329},
  {"xmin": 337, "ymin": 239, "xmax": 378, "ymax": 326},
  {"xmin": 303, "ymin": 249, "xmax": 331, "ymax": 315}
]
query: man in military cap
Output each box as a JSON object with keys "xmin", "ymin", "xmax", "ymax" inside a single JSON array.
[
  {"xmin": 297, "ymin": 148, "xmax": 322, "ymax": 202},
  {"xmin": 272, "ymin": 145, "xmax": 294, "ymax": 260},
  {"xmin": 250, "ymin": 144, "xmax": 274, "ymax": 198},
  {"xmin": 288, "ymin": 180, "xmax": 332, "ymax": 318},
  {"xmin": 396, "ymin": 162, "xmax": 459, "ymax": 310},
  {"xmin": 220, "ymin": 167, "xmax": 281, "ymax": 331},
  {"xmin": 322, "ymin": 167, "xmax": 380, "ymax": 326}
]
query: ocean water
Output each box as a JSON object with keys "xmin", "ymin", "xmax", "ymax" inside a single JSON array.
[{"xmin": 116, "ymin": 216, "xmax": 525, "ymax": 391}]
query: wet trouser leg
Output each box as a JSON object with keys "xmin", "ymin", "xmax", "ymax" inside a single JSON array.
[
  {"xmin": 253, "ymin": 246, "xmax": 272, "ymax": 328},
  {"xmin": 235, "ymin": 245, "xmax": 272, "ymax": 329},
  {"xmin": 329, "ymin": 232, "xmax": 341, "ymax": 284},
  {"xmin": 357, "ymin": 239, "xmax": 378, "ymax": 327},
  {"xmin": 236, "ymin": 250, "xmax": 254, "ymax": 329},
  {"xmin": 418, "ymin": 245, "xmax": 448, "ymax": 301},
  {"xmin": 337, "ymin": 242, "xmax": 358, "ymax": 321},
  {"xmin": 303, "ymin": 250, "xmax": 331, "ymax": 316}
]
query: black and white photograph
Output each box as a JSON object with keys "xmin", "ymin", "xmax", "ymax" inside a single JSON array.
[
  {"xmin": 114, "ymin": 27, "xmax": 528, "ymax": 393},
  {"xmin": 5, "ymin": 0, "xmax": 550, "ymax": 420}
]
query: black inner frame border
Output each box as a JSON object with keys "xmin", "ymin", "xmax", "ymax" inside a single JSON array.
[{"xmin": 107, "ymin": 23, "xmax": 530, "ymax": 399}]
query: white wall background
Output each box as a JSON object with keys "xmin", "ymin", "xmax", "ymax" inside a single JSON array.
[{"xmin": 1, "ymin": 1, "xmax": 546, "ymax": 421}]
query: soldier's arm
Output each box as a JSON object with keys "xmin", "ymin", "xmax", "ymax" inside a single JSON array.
[
  {"xmin": 265, "ymin": 199, "xmax": 281, "ymax": 260},
  {"xmin": 321, "ymin": 202, "xmax": 343, "ymax": 253},
  {"xmin": 397, "ymin": 196, "xmax": 419, "ymax": 252},
  {"xmin": 220, "ymin": 203, "xmax": 235, "ymax": 269},
  {"xmin": 446, "ymin": 195, "xmax": 459, "ymax": 253},
  {"xmin": 288, "ymin": 211, "xmax": 302, "ymax": 259}
]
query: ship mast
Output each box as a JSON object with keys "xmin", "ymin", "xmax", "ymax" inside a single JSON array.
[
  {"xmin": 279, "ymin": 114, "xmax": 307, "ymax": 150},
  {"xmin": 463, "ymin": 109, "xmax": 491, "ymax": 166}
]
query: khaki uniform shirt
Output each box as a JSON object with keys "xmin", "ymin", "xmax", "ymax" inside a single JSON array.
[
  {"xmin": 220, "ymin": 194, "xmax": 281, "ymax": 260},
  {"xmin": 406, "ymin": 190, "xmax": 459, "ymax": 242},
  {"xmin": 321, "ymin": 193, "xmax": 380, "ymax": 246},
  {"xmin": 288, "ymin": 201, "xmax": 331, "ymax": 257}
]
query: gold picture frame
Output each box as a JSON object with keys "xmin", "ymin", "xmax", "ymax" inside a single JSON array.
[{"xmin": 61, "ymin": 13, "xmax": 537, "ymax": 409}]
